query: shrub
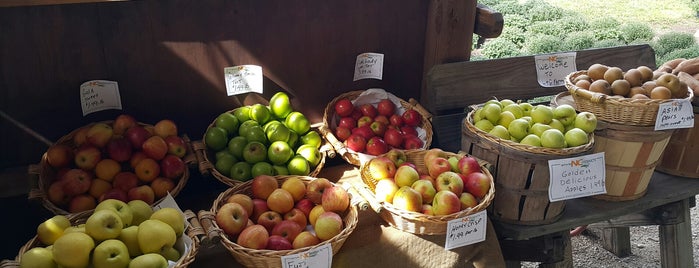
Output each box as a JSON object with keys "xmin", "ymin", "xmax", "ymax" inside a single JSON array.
[
  {"xmin": 557, "ymin": 15, "xmax": 590, "ymax": 33},
  {"xmin": 658, "ymin": 45, "xmax": 699, "ymax": 64},
  {"xmin": 527, "ymin": 4, "xmax": 566, "ymax": 22},
  {"xmin": 480, "ymin": 38, "xmax": 522, "ymax": 59},
  {"xmin": 563, "ymin": 31, "xmax": 596, "ymax": 51},
  {"xmin": 620, "ymin": 22, "xmax": 654, "ymax": 44},
  {"xmin": 500, "ymin": 25, "xmax": 527, "ymax": 47},
  {"xmin": 527, "ymin": 21, "xmax": 567, "ymax": 38},
  {"xmin": 522, "ymin": 34, "xmax": 562, "ymax": 55},
  {"xmin": 653, "ymin": 32, "xmax": 697, "ymax": 57},
  {"xmin": 589, "ymin": 17, "xmax": 623, "ymax": 41},
  {"xmin": 504, "ymin": 13, "xmax": 529, "ymax": 31},
  {"xmin": 492, "ymin": 1, "xmax": 530, "ymax": 17},
  {"xmin": 592, "ymin": 39, "xmax": 626, "ymax": 49}
]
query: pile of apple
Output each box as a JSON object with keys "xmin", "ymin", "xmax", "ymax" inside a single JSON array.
[
  {"xmin": 573, "ymin": 63, "xmax": 688, "ymax": 100},
  {"xmin": 44, "ymin": 114, "xmax": 188, "ymax": 213},
  {"xmin": 366, "ymin": 149, "xmax": 491, "ymax": 215},
  {"xmin": 332, "ymin": 96, "xmax": 424, "ymax": 156},
  {"xmin": 215, "ymin": 175, "xmax": 350, "ymax": 250},
  {"xmin": 20, "ymin": 199, "xmax": 186, "ymax": 268},
  {"xmin": 471, "ymin": 99, "xmax": 597, "ymax": 148},
  {"xmin": 204, "ymin": 92, "xmax": 323, "ymax": 182}
]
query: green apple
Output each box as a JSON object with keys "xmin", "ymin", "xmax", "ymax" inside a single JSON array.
[
  {"xmin": 265, "ymin": 122, "xmax": 290, "ymax": 143},
  {"xmin": 128, "ymin": 199, "xmax": 153, "ymax": 226},
  {"xmin": 19, "ymin": 247, "xmax": 55, "ymax": 268},
  {"xmin": 549, "ymin": 118, "xmax": 565, "ymax": 133},
  {"xmin": 86, "ymin": 209, "xmax": 124, "ymax": 241},
  {"xmin": 574, "ymin": 111, "xmax": 598, "ymax": 134},
  {"xmin": 284, "ymin": 111, "xmax": 311, "ymax": 135},
  {"xmin": 286, "ymin": 131, "xmax": 299, "ymax": 149},
  {"xmin": 300, "ymin": 131, "xmax": 323, "ymax": 149},
  {"xmin": 118, "ymin": 225, "xmax": 142, "ymax": 257},
  {"xmin": 497, "ymin": 111, "xmax": 516, "ymax": 128},
  {"xmin": 447, "ymin": 156, "xmax": 460, "ymax": 173},
  {"xmin": 267, "ymin": 140, "xmax": 293, "ymax": 165},
  {"xmin": 553, "ymin": 104, "xmax": 577, "ymax": 126},
  {"xmin": 287, "ymin": 155, "xmax": 310, "ymax": 176},
  {"xmin": 204, "ymin": 126, "xmax": 228, "ymax": 151},
  {"xmin": 251, "ymin": 161, "xmax": 275, "ymax": 177},
  {"xmin": 472, "ymin": 108, "xmax": 484, "ymax": 122},
  {"xmin": 150, "ymin": 207, "xmax": 185, "ymax": 237},
  {"xmin": 530, "ymin": 123, "xmax": 553, "ymax": 137},
  {"xmin": 530, "ymin": 105, "xmax": 554, "ymax": 124},
  {"xmin": 233, "ymin": 106, "xmax": 252, "ymax": 123},
  {"xmin": 521, "ymin": 116, "xmax": 533, "ymax": 126},
  {"xmin": 92, "ymin": 239, "xmax": 130, "ymax": 268},
  {"xmin": 244, "ymin": 125, "xmax": 268, "ymax": 144},
  {"xmin": 250, "ymin": 104, "xmax": 272, "ymax": 124},
  {"xmin": 481, "ymin": 103, "xmax": 502, "ymax": 124},
  {"xmin": 270, "ymin": 92, "xmax": 293, "ymax": 119},
  {"xmin": 37, "ymin": 215, "xmax": 71, "ymax": 245},
  {"xmin": 520, "ymin": 134, "xmax": 542, "ymax": 146},
  {"xmin": 137, "ymin": 219, "xmax": 176, "ymax": 254},
  {"xmin": 488, "ymin": 125, "xmax": 510, "ymax": 140},
  {"xmin": 238, "ymin": 120, "xmax": 260, "ymax": 139},
  {"xmin": 243, "ymin": 141, "xmax": 268, "ymax": 164},
  {"xmin": 507, "ymin": 118, "xmax": 531, "ymax": 140},
  {"xmin": 503, "ymin": 103, "xmax": 524, "ymax": 118},
  {"xmin": 227, "ymin": 136, "xmax": 248, "ymax": 159},
  {"xmin": 296, "ymin": 144, "xmax": 321, "ymax": 167},
  {"xmin": 474, "ymin": 119, "xmax": 494, "ymax": 132},
  {"xmin": 95, "ymin": 199, "xmax": 134, "ymax": 227},
  {"xmin": 263, "ymin": 120, "xmax": 282, "ymax": 133},
  {"xmin": 272, "ymin": 165, "xmax": 290, "ymax": 175},
  {"xmin": 215, "ymin": 153, "xmax": 237, "ymax": 175},
  {"xmin": 129, "ymin": 253, "xmax": 168, "ymax": 268},
  {"xmin": 160, "ymin": 246, "xmax": 181, "ymax": 262},
  {"xmin": 499, "ymin": 99, "xmax": 515, "ymax": 107},
  {"xmin": 215, "ymin": 112, "xmax": 239, "ymax": 137},
  {"xmin": 518, "ymin": 102, "xmax": 534, "ymax": 116},
  {"xmin": 230, "ymin": 161, "xmax": 252, "ymax": 181},
  {"xmin": 484, "ymin": 99, "xmax": 502, "ymax": 108},
  {"xmin": 564, "ymin": 127, "xmax": 589, "ymax": 147},
  {"xmin": 53, "ymin": 232, "xmax": 94, "ymax": 268},
  {"xmin": 540, "ymin": 129, "xmax": 566, "ymax": 149}
]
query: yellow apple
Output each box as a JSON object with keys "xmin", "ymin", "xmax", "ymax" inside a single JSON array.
[
  {"xmin": 150, "ymin": 207, "xmax": 185, "ymax": 237},
  {"xmin": 19, "ymin": 247, "xmax": 55, "ymax": 268},
  {"xmin": 95, "ymin": 199, "xmax": 134, "ymax": 227},
  {"xmin": 37, "ymin": 215, "xmax": 71, "ymax": 245},
  {"xmin": 52, "ymin": 232, "xmax": 95, "ymax": 268},
  {"xmin": 138, "ymin": 219, "xmax": 176, "ymax": 254},
  {"xmin": 129, "ymin": 253, "xmax": 168, "ymax": 268},
  {"xmin": 92, "ymin": 239, "xmax": 130, "ymax": 268},
  {"xmin": 160, "ymin": 246, "xmax": 181, "ymax": 262},
  {"xmin": 128, "ymin": 199, "xmax": 153, "ymax": 226},
  {"xmin": 86, "ymin": 209, "xmax": 124, "ymax": 241},
  {"xmin": 118, "ymin": 225, "xmax": 142, "ymax": 257}
]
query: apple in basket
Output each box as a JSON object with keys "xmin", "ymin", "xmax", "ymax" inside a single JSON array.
[
  {"xmin": 321, "ymin": 186, "xmax": 350, "ymax": 213},
  {"xmin": 306, "ymin": 178, "xmax": 333, "ymax": 205},
  {"xmin": 216, "ymin": 202, "xmax": 250, "ymax": 236},
  {"xmin": 313, "ymin": 211, "xmax": 344, "ymax": 241},
  {"xmin": 464, "ymin": 171, "xmax": 492, "ymax": 200},
  {"xmin": 367, "ymin": 156, "xmax": 397, "ymax": 180},
  {"xmin": 237, "ymin": 224, "xmax": 270, "ymax": 249}
]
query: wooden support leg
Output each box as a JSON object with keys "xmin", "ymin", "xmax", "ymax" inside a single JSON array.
[
  {"xmin": 601, "ymin": 227, "xmax": 631, "ymax": 257},
  {"xmin": 659, "ymin": 198, "xmax": 694, "ymax": 268},
  {"xmin": 539, "ymin": 232, "xmax": 572, "ymax": 268}
]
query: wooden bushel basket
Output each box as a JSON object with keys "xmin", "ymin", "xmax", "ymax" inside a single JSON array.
[{"xmin": 656, "ymin": 104, "xmax": 699, "ymax": 178}]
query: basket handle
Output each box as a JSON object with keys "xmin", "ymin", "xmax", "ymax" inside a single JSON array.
[
  {"xmin": 0, "ymin": 259, "xmax": 20, "ymax": 268},
  {"xmin": 196, "ymin": 210, "xmax": 222, "ymax": 248},
  {"xmin": 27, "ymin": 164, "xmax": 44, "ymax": 200},
  {"xmin": 349, "ymin": 181, "xmax": 383, "ymax": 214},
  {"xmin": 342, "ymin": 182, "xmax": 369, "ymax": 211},
  {"xmin": 180, "ymin": 134, "xmax": 198, "ymax": 166},
  {"xmin": 572, "ymin": 87, "xmax": 607, "ymax": 104},
  {"xmin": 191, "ymin": 140, "xmax": 213, "ymax": 176}
]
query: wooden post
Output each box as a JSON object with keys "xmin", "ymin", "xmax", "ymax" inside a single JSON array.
[{"xmin": 659, "ymin": 198, "xmax": 694, "ymax": 268}]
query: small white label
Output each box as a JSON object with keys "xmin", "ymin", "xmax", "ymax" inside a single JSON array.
[
  {"xmin": 534, "ymin": 52, "xmax": 577, "ymax": 87},
  {"xmin": 80, "ymin": 80, "xmax": 122, "ymax": 116},
  {"xmin": 224, "ymin": 65, "xmax": 263, "ymax": 96},
  {"xmin": 353, "ymin": 53, "xmax": 384, "ymax": 81},
  {"xmin": 444, "ymin": 210, "xmax": 487, "ymax": 250},
  {"xmin": 548, "ymin": 152, "xmax": 606, "ymax": 202},
  {"xmin": 655, "ymin": 99, "xmax": 695, "ymax": 130},
  {"xmin": 281, "ymin": 243, "xmax": 332, "ymax": 268}
]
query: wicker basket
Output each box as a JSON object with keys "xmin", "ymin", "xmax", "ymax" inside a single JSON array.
[
  {"xmin": 28, "ymin": 121, "xmax": 193, "ymax": 215},
  {"xmin": 565, "ymin": 71, "xmax": 695, "ymax": 126},
  {"xmin": 210, "ymin": 175, "xmax": 358, "ymax": 268},
  {"xmin": 196, "ymin": 110, "xmax": 329, "ymax": 187},
  {"xmin": 3, "ymin": 209, "xmax": 200, "ymax": 268},
  {"xmin": 319, "ymin": 89, "xmax": 433, "ymax": 166},
  {"xmin": 357, "ymin": 149, "xmax": 495, "ymax": 235}
]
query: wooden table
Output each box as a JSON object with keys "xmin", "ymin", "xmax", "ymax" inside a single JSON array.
[{"xmin": 493, "ymin": 171, "xmax": 699, "ymax": 267}]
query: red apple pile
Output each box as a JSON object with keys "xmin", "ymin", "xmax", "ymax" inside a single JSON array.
[
  {"xmin": 215, "ymin": 175, "xmax": 350, "ymax": 250},
  {"xmin": 44, "ymin": 114, "xmax": 188, "ymax": 213},
  {"xmin": 366, "ymin": 149, "xmax": 491, "ymax": 216},
  {"xmin": 332, "ymin": 97, "xmax": 425, "ymax": 156}
]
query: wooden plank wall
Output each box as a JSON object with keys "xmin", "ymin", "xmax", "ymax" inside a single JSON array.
[{"xmin": 0, "ymin": 0, "xmax": 480, "ymax": 167}]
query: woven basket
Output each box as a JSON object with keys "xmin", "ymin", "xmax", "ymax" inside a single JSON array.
[
  {"xmin": 4, "ymin": 209, "xmax": 200, "ymax": 268},
  {"xmin": 357, "ymin": 149, "xmax": 495, "ymax": 235},
  {"xmin": 29, "ymin": 121, "xmax": 193, "ymax": 215},
  {"xmin": 319, "ymin": 89, "xmax": 433, "ymax": 166},
  {"xmin": 565, "ymin": 71, "xmax": 695, "ymax": 126},
  {"xmin": 210, "ymin": 175, "xmax": 358, "ymax": 268},
  {"xmin": 197, "ymin": 110, "xmax": 328, "ymax": 187}
]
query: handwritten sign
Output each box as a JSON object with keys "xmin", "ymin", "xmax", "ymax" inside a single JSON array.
[
  {"xmin": 444, "ymin": 210, "xmax": 487, "ymax": 250},
  {"xmin": 281, "ymin": 243, "xmax": 332, "ymax": 268},
  {"xmin": 655, "ymin": 99, "xmax": 695, "ymax": 130},
  {"xmin": 80, "ymin": 80, "xmax": 122, "ymax": 116},
  {"xmin": 353, "ymin": 53, "xmax": 384, "ymax": 81},
  {"xmin": 548, "ymin": 152, "xmax": 606, "ymax": 202},
  {"xmin": 534, "ymin": 52, "xmax": 577, "ymax": 87},
  {"xmin": 224, "ymin": 65, "xmax": 263, "ymax": 96}
]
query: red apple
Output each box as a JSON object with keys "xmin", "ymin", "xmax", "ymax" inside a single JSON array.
[
  {"xmin": 46, "ymin": 144, "xmax": 73, "ymax": 168},
  {"xmin": 458, "ymin": 156, "xmax": 481, "ymax": 176},
  {"xmin": 160, "ymin": 155, "xmax": 185, "ymax": 179},
  {"xmin": 350, "ymin": 109, "xmax": 363, "ymax": 121},
  {"xmin": 373, "ymin": 115, "xmax": 390, "ymax": 126},
  {"xmin": 337, "ymin": 117, "xmax": 357, "ymax": 130},
  {"xmin": 88, "ymin": 178, "xmax": 113, "ymax": 200},
  {"xmin": 226, "ymin": 193, "xmax": 254, "ymax": 217},
  {"xmin": 351, "ymin": 125, "xmax": 375, "ymax": 140},
  {"xmin": 292, "ymin": 231, "xmax": 320, "ymax": 249},
  {"xmin": 112, "ymin": 171, "xmax": 139, "ymax": 192},
  {"xmin": 99, "ymin": 188, "xmax": 128, "ymax": 203},
  {"xmin": 305, "ymin": 178, "xmax": 333, "ymax": 205},
  {"xmin": 402, "ymin": 109, "xmax": 422, "ymax": 127},
  {"xmin": 129, "ymin": 151, "xmax": 148, "ymax": 169},
  {"xmin": 257, "ymin": 210, "xmax": 283, "ymax": 233},
  {"xmin": 435, "ymin": 171, "xmax": 464, "ymax": 196},
  {"xmin": 334, "ymin": 98, "xmax": 354, "ymax": 117},
  {"xmin": 86, "ymin": 123, "xmax": 114, "ymax": 148},
  {"xmin": 401, "ymin": 126, "xmax": 419, "ymax": 137},
  {"xmin": 377, "ymin": 99, "xmax": 396, "ymax": 117},
  {"xmin": 422, "ymin": 204, "xmax": 435, "ymax": 215},
  {"xmin": 423, "ymin": 148, "xmax": 445, "ymax": 165},
  {"xmin": 403, "ymin": 135, "xmax": 423, "ymax": 150},
  {"xmin": 356, "ymin": 116, "xmax": 373, "ymax": 128},
  {"xmin": 69, "ymin": 194, "xmax": 97, "ymax": 213},
  {"xmin": 72, "ymin": 127, "xmax": 90, "ymax": 147},
  {"xmin": 369, "ymin": 121, "xmax": 387, "ymax": 137},
  {"xmin": 251, "ymin": 198, "xmax": 269, "ymax": 222},
  {"xmin": 383, "ymin": 128, "xmax": 403, "ymax": 148},
  {"xmin": 334, "ymin": 126, "xmax": 352, "ymax": 142},
  {"xmin": 237, "ymin": 225, "xmax": 269, "ymax": 249},
  {"xmin": 411, "ymin": 179, "xmax": 437, "ymax": 204},
  {"xmin": 392, "ymin": 186, "xmax": 422, "ymax": 212},
  {"xmin": 314, "ymin": 211, "xmax": 343, "ymax": 241},
  {"xmin": 464, "ymin": 171, "xmax": 492, "ymax": 199},
  {"xmin": 62, "ymin": 168, "xmax": 93, "ymax": 196},
  {"xmin": 426, "ymin": 157, "xmax": 451, "ymax": 179},
  {"xmin": 394, "ymin": 164, "xmax": 420, "ymax": 188},
  {"xmin": 321, "ymin": 186, "xmax": 350, "ymax": 213},
  {"xmin": 294, "ymin": 198, "xmax": 315, "ymax": 218},
  {"xmin": 127, "ymin": 185, "xmax": 155, "ymax": 204},
  {"xmin": 283, "ymin": 208, "xmax": 308, "ymax": 230},
  {"xmin": 134, "ymin": 158, "xmax": 160, "ymax": 183},
  {"xmin": 125, "ymin": 125, "xmax": 152, "ymax": 150},
  {"xmin": 266, "ymin": 235, "xmax": 293, "ymax": 250},
  {"xmin": 271, "ymin": 220, "xmax": 303, "ymax": 243},
  {"xmin": 154, "ymin": 119, "xmax": 178, "ymax": 138},
  {"xmin": 150, "ymin": 177, "xmax": 176, "ymax": 199},
  {"xmin": 359, "ymin": 103, "xmax": 378, "ymax": 118},
  {"xmin": 366, "ymin": 157, "xmax": 397, "ymax": 180},
  {"xmin": 106, "ymin": 137, "xmax": 133, "ymax": 162},
  {"xmin": 113, "ymin": 114, "xmax": 137, "ymax": 136},
  {"xmin": 47, "ymin": 181, "xmax": 70, "ymax": 206},
  {"xmin": 432, "ymin": 190, "xmax": 461, "ymax": 215},
  {"xmin": 251, "ymin": 175, "xmax": 279, "ymax": 200},
  {"xmin": 74, "ymin": 145, "xmax": 102, "ymax": 170},
  {"xmin": 389, "ymin": 114, "xmax": 404, "ymax": 127},
  {"xmin": 344, "ymin": 134, "xmax": 366, "ymax": 153},
  {"xmin": 142, "ymin": 136, "xmax": 168, "ymax": 160},
  {"xmin": 164, "ymin": 135, "xmax": 187, "ymax": 158},
  {"xmin": 365, "ymin": 136, "xmax": 389, "ymax": 156},
  {"xmin": 216, "ymin": 202, "xmax": 249, "ymax": 236}
]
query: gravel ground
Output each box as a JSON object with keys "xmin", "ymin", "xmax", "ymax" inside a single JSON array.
[{"xmin": 522, "ymin": 195, "xmax": 699, "ymax": 267}]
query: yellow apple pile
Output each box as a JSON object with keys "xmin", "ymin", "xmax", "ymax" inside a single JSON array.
[
  {"xmin": 471, "ymin": 99, "xmax": 597, "ymax": 149},
  {"xmin": 20, "ymin": 199, "xmax": 187, "ymax": 268},
  {"xmin": 214, "ymin": 175, "xmax": 350, "ymax": 250},
  {"xmin": 44, "ymin": 114, "xmax": 188, "ymax": 213},
  {"xmin": 366, "ymin": 149, "xmax": 491, "ymax": 216},
  {"xmin": 204, "ymin": 92, "xmax": 324, "ymax": 182},
  {"xmin": 573, "ymin": 63, "xmax": 690, "ymax": 100}
]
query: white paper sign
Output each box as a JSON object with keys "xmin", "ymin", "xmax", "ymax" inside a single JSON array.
[
  {"xmin": 224, "ymin": 65, "xmax": 263, "ymax": 96},
  {"xmin": 654, "ymin": 99, "xmax": 695, "ymax": 130},
  {"xmin": 534, "ymin": 52, "xmax": 577, "ymax": 87},
  {"xmin": 548, "ymin": 152, "xmax": 606, "ymax": 202},
  {"xmin": 445, "ymin": 210, "xmax": 487, "ymax": 250},
  {"xmin": 353, "ymin": 53, "xmax": 384, "ymax": 81},
  {"xmin": 80, "ymin": 80, "xmax": 122, "ymax": 116},
  {"xmin": 281, "ymin": 243, "xmax": 332, "ymax": 268}
]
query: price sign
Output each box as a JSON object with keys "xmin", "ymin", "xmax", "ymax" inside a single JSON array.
[
  {"xmin": 353, "ymin": 52, "xmax": 384, "ymax": 81},
  {"xmin": 548, "ymin": 152, "xmax": 606, "ymax": 202},
  {"xmin": 444, "ymin": 210, "xmax": 487, "ymax": 250},
  {"xmin": 655, "ymin": 99, "xmax": 695, "ymax": 130},
  {"xmin": 224, "ymin": 65, "xmax": 263, "ymax": 96},
  {"xmin": 281, "ymin": 243, "xmax": 332, "ymax": 268},
  {"xmin": 80, "ymin": 80, "xmax": 122, "ymax": 116},
  {"xmin": 534, "ymin": 52, "xmax": 577, "ymax": 87}
]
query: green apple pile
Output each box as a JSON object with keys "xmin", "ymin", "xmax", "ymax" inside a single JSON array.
[
  {"xmin": 44, "ymin": 114, "xmax": 188, "ymax": 213},
  {"xmin": 214, "ymin": 175, "xmax": 350, "ymax": 250},
  {"xmin": 366, "ymin": 149, "xmax": 491, "ymax": 216},
  {"xmin": 20, "ymin": 199, "xmax": 187, "ymax": 268},
  {"xmin": 204, "ymin": 92, "xmax": 323, "ymax": 182},
  {"xmin": 471, "ymin": 99, "xmax": 597, "ymax": 149}
]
